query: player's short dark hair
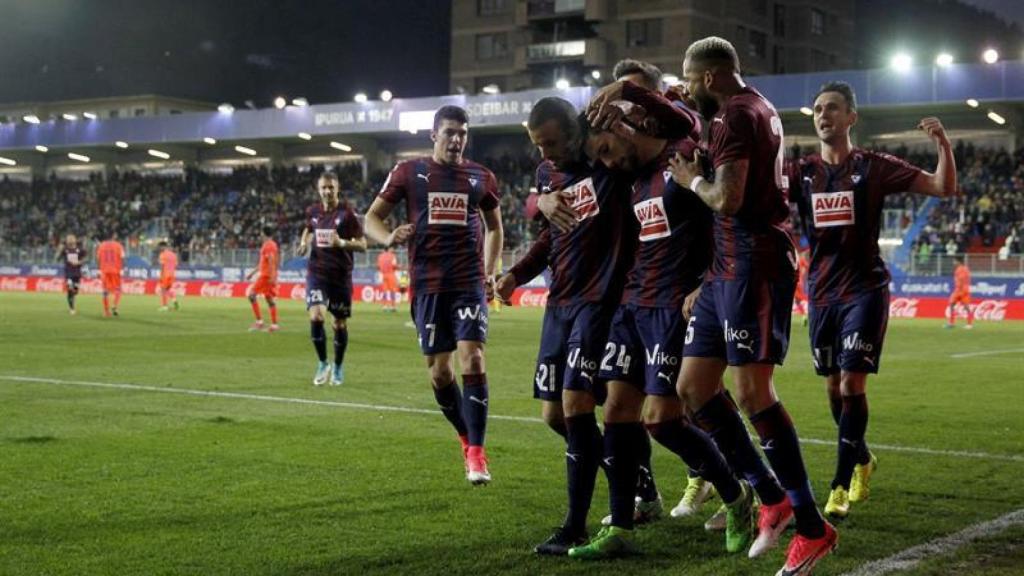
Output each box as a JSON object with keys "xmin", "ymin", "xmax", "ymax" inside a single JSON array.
[
  {"xmin": 815, "ymin": 81, "xmax": 858, "ymax": 111},
  {"xmin": 158, "ymin": 240, "xmax": 168, "ymax": 248},
  {"xmin": 433, "ymin": 105, "xmax": 469, "ymax": 130},
  {"xmin": 527, "ymin": 97, "xmax": 578, "ymax": 136},
  {"xmin": 262, "ymin": 226, "xmax": 274, "ymax": 237},
  {"xmin": 612, "ymin": 59, "xmax": 663, "ymax": 90},
  {"xmin": 685, "ymin": 36, "xmax": 741, "ymax": 73}
]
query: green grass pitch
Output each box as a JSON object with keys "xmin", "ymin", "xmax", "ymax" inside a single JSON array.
[{"xmin": 1, "ymin": 292, "xmax": 1022, "ymax": 575}]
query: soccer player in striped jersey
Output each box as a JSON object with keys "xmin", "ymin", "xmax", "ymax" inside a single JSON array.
[
  {"xmin": 789, "ymin": 81, "xmax": 956, "ymax": 519},
  {"xmin": 298, "ymin": 172, "xmax": 367, "ymax": 386},
  {"xmin": 58, "ymin": 234, "xmax": 86, "ymax": 315},
  {"xmin": 364, "ymin": 105, "xmax": 503, "ymax": 486},
  {"xmin": 670, "ymin": 37, "xmax": 837, "ymax": 574},
  {"xmin": 564, "ymin": 100, "xmax": 754, "ymax": 559},
  {"xmin": 495, "ymin": 97, "xmax": 641, "ymax": 553}
]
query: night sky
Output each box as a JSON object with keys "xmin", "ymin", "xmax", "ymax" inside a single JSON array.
[
  {"xmin": 0, "ymin": 0, "xmax": 451, "ymax": 106},
  {"xmin": 0, "ymin": 0, "xmax": 1019, "ymax": 107}
]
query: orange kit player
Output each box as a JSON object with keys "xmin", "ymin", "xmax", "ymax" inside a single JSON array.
[
  {"xmin": 246, "ymin": 226, "xmax": 280, "ymax": 332},
  {"xmin": 157, "ymin": 241, "xmax": 180, "ymax": 311},
  {"xmin": 96, "ymin": 231, "xmax": 125, "ymax": 317},
  {"xmin": 794, "ymin": 248, "xmax": 810, "ymax": 325},
  {"xmin": 946, "ymin": 255, "xmax": 973, "ymax": 329},
  {"xmin": 376, "ymin": 246, "xmax": 400, "ymax": 312}
]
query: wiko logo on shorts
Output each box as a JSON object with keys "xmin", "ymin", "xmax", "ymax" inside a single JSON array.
[{"xmin": 457, "ymin": 305, "xmax": 481, "ymax": 320}]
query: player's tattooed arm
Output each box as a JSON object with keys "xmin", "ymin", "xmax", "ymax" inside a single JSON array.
[
  {"xmin": 910, "ymin": 117, "xmax": 958, "ymax": 198},
  {"xmin": 669, "ymin": 150, "xmax": 748, "ymax": 215},
  {"xmin": 365, "ymin": 196, "xmax": 413, "ymax": 247}
]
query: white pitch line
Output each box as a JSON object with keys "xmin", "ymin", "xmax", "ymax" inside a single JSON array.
[
  {"xmin": 840, "ymin": 507, "xmax": 1024, "ymax": 576},
  {"xmin": 1, "ymin": 374, "xmax": 1022, "ymax": 463},
  {"xmin": 950, "ymin": 347, "xmax": 1024, "ymax": 359}
]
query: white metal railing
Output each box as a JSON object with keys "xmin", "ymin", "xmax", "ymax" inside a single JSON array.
[{"xmin": 904, "ymin": 252, "xmax": 1024, "ymax": 276}]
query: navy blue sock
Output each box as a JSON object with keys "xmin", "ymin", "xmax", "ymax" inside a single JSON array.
[
  {"xmin": 548, "ymin": 419, "xmax": 568, "ymax": 440},
  {"xmin": 833, "ymin": 394, "xmax": 869, "ymax": 489},
  {"xmin": 332, "ymin": 328, "xmax": 348, "ymax": 367},
  {"xmin": 604, "ymin": 422, "xmax": 644, "ymax": 529},
  {"xmin": 462, "ymin": 374, "xmax": 488, "ymax": 446},
  {"xmin": 564, "ymin": 413, "xmax": 602, "ymax": 535},
  {"xmin": 648, "ymin": 418, "xmax": 742, "ymax": 504},
  {"xmin": 432, "ymin": 380, "xmax": 467, "ymax": 437},
  {"xmin": 310, "ymin": 321, "xmax": 327, "ymax": 362},
  {"xmin": 67, "ymin": 292, "xmax": 75, "ymax": 310},
  {"xmin": 695, "ymin": 392, "xmax": 785, "ymax": 505},
  {"xmin": 830, "ymin": 389, "xmax": 871, "ymax": 464},
  {"xmin": 750, "ymin": 402, "xmax": 825, "ymax": 538},
  {"xmin": 636, "ymin": 430, "xmax": 659, "ymax": 502}
]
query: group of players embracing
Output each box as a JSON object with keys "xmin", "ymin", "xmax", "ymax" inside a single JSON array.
[{"xmin": 360, "ymin": 34, "xmax": 957, "ymax": 576}]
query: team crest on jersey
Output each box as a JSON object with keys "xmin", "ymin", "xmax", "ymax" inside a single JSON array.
[
  {"xmin": 662, "ymin": 170, "xmax": 673, "ymax": 183},
  {"xmin": 568, "ymin": 177, "xmax": 599, "ymax": 222},
  {"xmin": 812, "ymin": 190, "xmax": 856, "ymax": 227},
  {"xmin": 468, "ymin": 177, "xmax": 478, "ymax": 189},
  {"xmin": 851, "ymin": 173, "xmax": 862, "ymax": 184},
  {"xmin": 634, "ymin": 197, "xmax": 671, "ymax": 242},
  {"xmin": 428, "ymin": 192, "xmax": 469, "ymax": 226}
]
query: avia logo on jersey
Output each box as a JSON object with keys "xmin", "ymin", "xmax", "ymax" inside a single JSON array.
[
  {"xmin": 645, "ymin": 344, "xmax": 679, "ymax": 366},
  {"xmin": 66, "ymin": 253, "xmax": 80, "ymax": 265},
  {"xmin": 314, "ymin": 229, "xmax": 335, "ymax": 248},
  {"xmin": 841, "ymin": 331, "xmax": 874, "ymax": 352},
  {"xmin": 567, "ymin": 348, "xmax": 598, "ymax": 372},
  {"xmin": 811, "ymin": 190, "xmax": 856, "ymax": 228},
  {"xmin": 428, "ymin": 192, "xmax": 469, "ymax": 226},
  {"xmin": 634, "ymin": 197, "xmax": 671, "ymax": 242},
  {"xmin": 569, "ymin": 177, "xmax": 600, "ymax": 222}
]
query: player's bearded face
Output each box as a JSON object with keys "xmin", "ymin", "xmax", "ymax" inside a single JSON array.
[
  {"xmin": 433, "ymin": 120, "xmax": 468, "ymax": 164},
  {"xmin": 682, "ymin": 59, "xmax": 718, "ymax": 119},
  {"xmin": 528, "ymin": 119, "xmax": 572, "ymax": 169},
  {"xmin": 586, "ymin": 132, "xmax": 637, "ymax": 172}
]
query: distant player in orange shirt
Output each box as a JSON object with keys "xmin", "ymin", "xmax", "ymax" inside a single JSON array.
[
  {"xmin": 377, "ymin": 246, "xmax": 400, "ymax": 312},
  {"xmin": 946, "ymin": 256, "xmax": 973, "ymax": 329},
  {"xmin": 96, "ymin": 231, "xmax": 125, "ymax": 317},
  {"xmin": 157, "ymin": 241, "xmax": 180, "ymax": 312},
  {"xmin": 246, "ymin": 226, "xmax": 280, "ymax": 332},
  {"xmin": 794, "ymin": 248, "xmax": 810, "ymax": 326}
]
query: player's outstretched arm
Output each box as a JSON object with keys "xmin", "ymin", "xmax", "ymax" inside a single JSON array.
[
  {"xmin": 910, "ymin": 117, "xmax": 958, "ymax": 198},
  {"xmin": 334, "ymin": 235, "xmax": 368, "ymax": 252},
  {"xmin": 669, "ymin": 150, "xmax": 748, "ymax": 215},
  {"xmin": 296, "ymin": 228, "xmax": 311, "ymax": 256}
]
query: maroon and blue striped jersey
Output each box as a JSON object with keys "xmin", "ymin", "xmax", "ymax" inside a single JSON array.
[
  {"xmin": 379, "ymin": 157, "xmax": 500, "ymax": 295},
  {"xmin": 790, "ymin": 150, "xmax": 922, "ymax": 305},
  {"xmin": 305, "ymin": 202, "xmax": 362, "ymax": 283},
  {"xmin": 624, "ymin": 138, "xmax": 713, "ymax": 308},
  {"xmin": 707, "ymin": 86, "xmax": 794, "ymax": 280},
  {"xmin": 509, "ymin": 161, "xmax": 635, "ymax": 306},
  {"xmin": 59, "ymin": 247, "xmax": 86, "ymax": 278}
]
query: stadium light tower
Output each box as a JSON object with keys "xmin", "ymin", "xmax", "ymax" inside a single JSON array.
[
  {"xmin": 982, "ymin": 49, "xmax": 999, "ymax": 64},
  {"xmin": 35, "ymin": 145, "xmax": 48, "ymax": 152},
  {"xmin": 23, "ymin": 115, "xmax": 40, "ymax": 124},
  {"xmin": 273, "ymin": 96, "xmax": 287, "ymax": 109},
  {"xmin": 481, "ymin": 84, "xmax": 500, "ymax": 95},
  {"xmin": 555, "ymin": 78, "xmax": 570, "ymax": 90},
  {"xmin": 966, "ymin": 98, "xmax": 979, "ymax": 108},
  {"xmin": 292, "ymin": 97, "xmax": 309, "ymax": 107},
  {"xmin": 890, "ymin": 53, "xmax": 913, "ymax": 72},
  {"xmin": 935, "ymin": 53, "xmax": 954, "ymax": 67},
  {"xmin": 661, "ymin": 74, "xmax": 680, "ymax": 85},
  {"xmin": 218, "ymin": 103, "xmax": 234, "ymax": 114},
  {"xmin": 0, "ymin": 156, "xmax": 16, "ymax": 166},
  {"xmin": 591, "ymin": 70, "xmax": 601, "ymax": 80},
  {"xmin": 800, "ymin": 107, "xmax": 813, "ymax": 116},
  {"xmin": 354, "ymin": 93, "xmax": 368, "ymax": 103}
]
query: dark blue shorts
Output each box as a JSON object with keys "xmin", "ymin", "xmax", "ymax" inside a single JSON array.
[
  {"xmin": 533, "ymin": 302, "xmax": 615, "ymax": 404},
  {"xmin": 412, "ymin": 289, "xmax": 488, "ymax": 355},
  {"xmin": 306, "ymin": 276, "xmax": 352, "ymax": 319},
  {"xmin": 599, "ymin": 304, "xmax": 683, "ymax": 397},
  {"xmin": 66, "ymin": 276, "xmax": 81, "ymax": 293},
  {"xmin": 683, "ymin": 277, "xmax": 794, "ymax": 366},
  {"xmin": 808, "ymin": 287, "xmax": 890, "ymax": 376}
]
